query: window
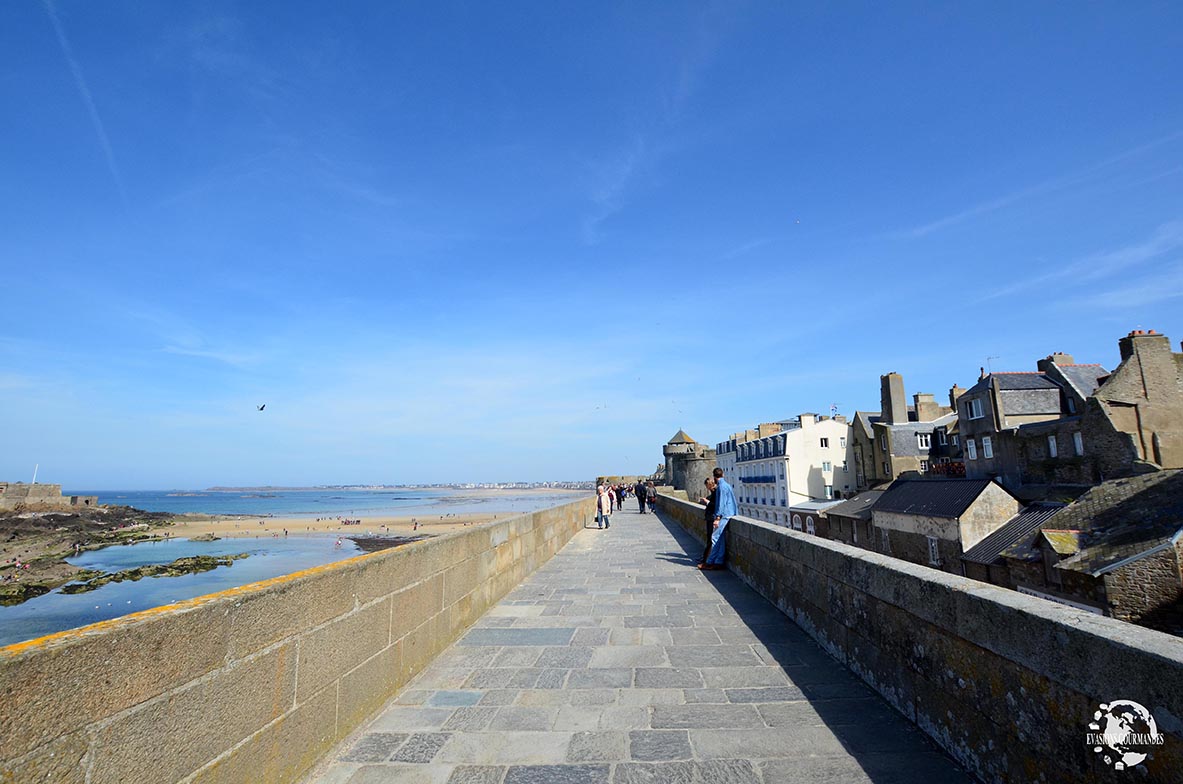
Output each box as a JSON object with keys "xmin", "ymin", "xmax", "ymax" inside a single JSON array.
[
  {"xmin": 966, "ymin": 439, "xmax": 977, "ymax": 460},
  {"xmin": 842, "ymin": 460, "xmax": 848, "ymax": 473},
  {"xmin": 1067, "ymin": 397, "xmax": 1077, "ymax": 414},
  {"xmin": 880, "ymin": 434, "xmax": 888, "ymax": 450},
  {"xmin": 937, "ymin": 429, "xmax": 948, "ymax": 446},
  {"xmin": 880, "ymin": 529, "xmax": 891, "ymax": 554},
  {"xmin": 952, "ymin": 434, "xmax": 959, "ymax": 446},
  {"xmin": 882, "ymin": 461, "xmax": 889, "ymax": 474},
  {"xmin": 805, "ymin": 516, "xmax": 815, "ymax": 535},
  {"xmin": 927, "ymin": 536, "xmax": 940, "ymax": 565},
  {"xmin": 967, "ymin": 399, "xmax": 984, "ymax": 419},
  {"xmin": 822, "ymin": 461, "xmax": 832, "ymax": 472},
  {"xmin": 791, "ymin": 514, "xmax": 802, "ymax": 531},
  {"xmin": 820, "ymin": 438, "xmax": 829, "ymax": 448},
  {"xmin": 824, "ymin": 485, "xmax": 833, "ymax": 499},
  {"xmin": 1047, "ymin": 435, "xmax": 1058, "ymax": 458},
  {"xmin": 917, "ymin": 433, "xmax": 931, "ymax": 450},
  {"xmin": 852, "ymin": 521, "xmax": 858, "ymax": 544},
  {"xmin": 1074, "ymin": 432, "xmax": 1084, "ymax": 456},
  {"xmin": 840, "ymin": 437, "xmax": 847, "ymax": 448},
  {"xmin": 982, "ymin": 437, "xmax": 993, "ymax": 459},
  {"xmin": 920, "ymin": 460, "xmax": 930, "ymax": 472}
]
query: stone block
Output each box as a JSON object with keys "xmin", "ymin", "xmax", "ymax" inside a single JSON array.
[
  {"xmin": 0, "ymin": 599, "xmax": 230, "ymax": 760},
  {"xmin": 187, "ymin": 682, "xmax": 338, "ymax": 784},
  {"xmin": 224, "ymin": 564, "xmax": 359, "ymax": 659},
  {"xmin": 337, "ymin": 644, "xmax": 402, "ymax": 734},
  {"xmin": 0, "ymin": 729, "xmax": 88, "ymax": 784},
  {"xmin": 297, "ymin": 597, "xmax": 392, "ymax": 701},
  {"xmin": 391, "ymin": 574, "xmax": 445, "ymax": 641},
  {"xmin": 90, "ymin": 643, "xmax": 296, "ymax": 783}
]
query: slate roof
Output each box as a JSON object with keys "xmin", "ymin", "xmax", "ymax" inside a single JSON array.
[
  {"xmin": 789, "ymin": 500, "xmax": 845, "ymax": 515},
  {"xmin": 667, "ymin": 429, "xmax": 696, "ymax": 445},
  {"xmin": 823, "ymin": 490, "xmax": 885, "ymax": 522},
  {"xmin": 961, "ymin": 503, "xmax": 1066, "ymax": 565},
  {"xmin": 853, "ymin": 411, "xmax": 881, "ymax": 437},
  {"xmin": 1042, "ymin": 529, "xmax": 1084, "ymax": 555},
  {"xmin": 965, "ymin": 372, "xmax": 1060, "ymax": 396},
  {"xmin": 1047, "ymin": 470, "xmax": 1183, "ymax": 576},
  {"xmin": 1056, "ymin": 364, "xmax": 1108, "ymax": 399},
  {"xmin": 874, "ymin": 478, "xmax": 1008, "ymax": 519}
]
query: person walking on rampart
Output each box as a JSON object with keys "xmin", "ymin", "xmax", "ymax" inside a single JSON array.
[
  {"xmin": 635, "ymin": 479, "xmax": 648, "ymax": 513},
  {"xmin": 700, "ymin": 468, "xmax": 735, "ymax": 571},
  {"xmin": 596, "ymin": 484, "xmax": 613, "ymax": 529}
]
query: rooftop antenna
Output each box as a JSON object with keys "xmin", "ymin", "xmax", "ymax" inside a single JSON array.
[
  {"xmin": 32, "ymin": 464, "xmax": 39, "ymax": 485},
  {"xmin": 986, "ymin": 356, "xmax": 1000, "ymax": 373}
]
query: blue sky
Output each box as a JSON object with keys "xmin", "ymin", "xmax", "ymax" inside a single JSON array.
[{"xmin": 2, "ymin": 2, "xmax": 1181, "ymax": 488}]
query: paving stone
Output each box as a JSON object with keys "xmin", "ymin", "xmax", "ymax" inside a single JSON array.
[
  {"xmin": 428, "ymin": 691, "xmax": 484, "ymax": 707},
  {"xmin": 724, "ymin": 686, "xmax": 807, "ymax": 703},
  {"xmin": 629, "ymin": 730, "xmax": 692, "ymax": 761},
  {"xmin": 535, "ymin": 647, "xmax": 593, "ymax": 668},
  {"xmin": 371, "ymin": 708, "xmax": 456, "ymax": 732},
  {"xmin": 634, "ymin": 668, "xmax": 703, "ymax": 688},
  {"xmin": 616, "ymin": 688, "xmax": 683, "ymax": 706},
  {"xmin": 445, "ymin": 766, "xmax": 506, "ymax": 784},
  {"xmin": 639, "ymin": 629, "xmax": 674, "ymax": 645},
  {"xmin": 589, "ymin": 646, "xmax": 668, "ymax": 668},
  {"xmin": 566, "ymin": 668, "xmax": 632, "ymax": 689},
  {"xmin": 442, "ymin": 707, "xmax": 498, "ymax": 731},
  {"xmin": 488, "ymin": 706, "xmax": 556, "ymax": 731},
  {"xmin": 597, "ymin": 706, "xmax": 649, "ymax": 730},
  {"xmin": 436, "ymin": 732, "xmax": 573, "ymax": 765},
  {"xmin": 669, "ymin": 628, "xmax": 722, "ymax": 645},
  {"xmin": 460, "ymin": 628, "xmax": 576, "ymax": 646},
  {"xmin": 535, "ymin": 668, "xmax": 569, "ymax": 688},
  {"xmin": 571, "ymin": 628, "xmax": 611, "ymax": 645},
  {"xmin": 346, "ymin": 764, "xmax": 452, "ymax": 783},
  {"xmin": 553, "ymin": 705, "xmax": 605, "ymax": 731},
  {"xmin": 504, "ymin": 764, "xmax": 610, "ymax": 783},
  {"xmin": 568, "ymin": 689, "xmax": 617, "ymax": 706},
  {"xmin": 341, "ymin": 732, "xmax": 408, "ymax": 762},
  {"xmin": 664, "ymin": 645, "xmax": 764, "ymax": 668},
  {"xmin": 391, "ymin": 733, "xmax": 452, "ymax": 763},
  {"xmin": 478, "ymin": 689, "xmax": 518, "ymax": 706},
  {"xmin": 623, "ymin": 616, "xmax": 693, "ymax": 628},
  {"xmin": 492, "ymin": 648, "xmax": 542, "ymax": 667},
  {"xmin": 566, "ymin": 730, "xmax": 627, "ymax": 761},
  {"xmin": 699, "ymin": 667, "xmax": 789, "ymax": 688},
  {"xmin": 683, "ymin": 688, "xmax": 726, "ymax": 704},
  {"xmin": 690, "ymin": 727, "xmax": 848, "ymax": 759},
  {"xmin": 650, "ymin": 704, "xmax": 763, "ymax": 729}
]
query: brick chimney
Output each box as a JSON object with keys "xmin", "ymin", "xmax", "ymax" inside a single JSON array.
[
  {"xmin": 1118, "ymin": 329, "xmax": 1171, "ymax": 362},
  {"xmin": 949, "ymin": 384, "xmax": 966, "ymax": 408},
  {"xmin": 880, "ymin": 373, "xmax": 907, "ymax": 425},
  {"xmin": 1037, "ymin": 352, "xmax": 1076, "ymax": 372},
  {"xmin": 913, "ymin": 393, "xmax": 942, "ymax": 423}
]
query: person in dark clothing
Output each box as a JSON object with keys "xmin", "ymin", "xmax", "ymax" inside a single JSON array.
[
  {"xmin": 697, "ymin": 477, "xmax": 717, "ymax": 565},
  {"xmin": 615, "ymin": 484, "xmax": 626, "ymax": 511},
  {"xmin": 636, "ymin": 480, "xmax": 648, "ymax": 513}
]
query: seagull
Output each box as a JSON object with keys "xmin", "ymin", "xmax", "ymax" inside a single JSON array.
[{"xmin": 257, "ymin": 404, "xmax": 266, "ymax": 411}]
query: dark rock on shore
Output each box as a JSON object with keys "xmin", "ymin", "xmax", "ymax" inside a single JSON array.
[
  {"xmin": 59, "ymin": 553, "xmax": 250, "ymax": 594},
  {"xmin": 347, "ymin": 535, "xmax": 427, "ymax": 553}
]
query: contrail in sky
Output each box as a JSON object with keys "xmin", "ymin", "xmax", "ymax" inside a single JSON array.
[{"xmin": 42, "ymin": 0, "xmax": 128, "ymax": 204}]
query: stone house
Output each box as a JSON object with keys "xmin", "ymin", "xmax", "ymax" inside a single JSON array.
[
  {"xmin": 869, "ymin": 478, "xmax": 1021, "ymax": 576},
  {"xmin": 785, "ymin": 499, "xmax": 844, "ymax": 536},
  {"xmin": 998, "ymin": 470, "xmax": 1183, "ymax": 634},
  {"xmin": 851, "ymin": 374, "xmax": 961, "ymax": 491},
  {"xmin": 960, "ymin": 503, "xmax": 1065, "ymax": 588},
  {"xmin": 817, "ymin": 489, "xmax": 885, "ymax": 549},
  {"xmin": 958, "ymin": 330, "xmax": 1183, "ymax": 497}
]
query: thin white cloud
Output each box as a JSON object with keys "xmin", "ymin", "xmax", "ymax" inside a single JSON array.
[
  {"xmin": 721, "ymin": 237, "xmax": 773, "ymax": 260},
  {"xmin": 900, "ymin": 131, "xmax": 1183, "ymax": 239},
  {"xmin": 43, "ymin": 0, "xmax": 127, "ymax": 204}
]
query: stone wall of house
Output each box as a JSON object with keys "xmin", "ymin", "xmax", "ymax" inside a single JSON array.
[
  {"xmin": 655, "ymin": 492, "xmax": 1183, "ymax": 783},
  {"xmin": 1105, "ymin": 543, "xmax": 1183, "ymax": 623}
]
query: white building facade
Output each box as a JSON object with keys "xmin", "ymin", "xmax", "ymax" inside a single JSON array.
[{"xmin": 717, "ymin": 414, "xmax": 856, "ymax": 526}]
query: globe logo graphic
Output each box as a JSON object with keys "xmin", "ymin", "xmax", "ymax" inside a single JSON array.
[{"xmin": 1088, "ymin": 700, "xmax": 1164, "ymax": 770}]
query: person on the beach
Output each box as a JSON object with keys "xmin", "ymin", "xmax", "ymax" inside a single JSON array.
[
  {"xmin": 700, "ymin": 468, "xmax": 736, "ymax": 571},
  {"xmin": 697, "ymin": 476, "xmax": 717, "ymax": 565},
  {"xmin": 596, "ymin": 485, "xmax": 613, "ymax": 529}
]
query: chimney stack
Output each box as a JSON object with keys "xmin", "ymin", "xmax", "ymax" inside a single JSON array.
[
  {"xmin": 880, "ymin": 373, "xmax": 908, "ymax": 425},
  {"xmin": 949, "ymin": 384, "xmax": 967, "ymax": 408}
]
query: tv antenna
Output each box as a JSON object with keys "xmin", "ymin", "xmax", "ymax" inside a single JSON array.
[{"xmin": 986, "ymin": 356, "xmax": 1000, "ymax": 373}]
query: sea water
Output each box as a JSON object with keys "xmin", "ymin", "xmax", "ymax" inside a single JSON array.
[{"xmin": 0, "ymin": 488, "xmax": 583, "ymax": 647}]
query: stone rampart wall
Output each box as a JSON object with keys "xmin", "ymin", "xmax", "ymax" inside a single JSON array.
[
  {"xmin": 0, "ymin": 496, "xmax": 595, "ymax": 784},
  {"xmin": 655, "ymin": 492, "xmax": 1183, "ymax": 783}
]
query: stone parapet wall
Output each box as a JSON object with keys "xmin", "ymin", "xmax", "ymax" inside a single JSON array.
[
  {"xmin": 655, "ymin": 493, "xmax": 1183, "ymax": 783},
  {"xmin": 0, "ymin": 483, "xmax": 97, "ymax": 511},
  {"xmin": 0, "ymin": 496, "xmax": 595, "ymax": 784}
]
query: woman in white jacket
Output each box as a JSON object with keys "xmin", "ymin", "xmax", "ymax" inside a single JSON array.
[{"xmin": 596, "ymin": 485, "xmax": 613, "ymax": 529}]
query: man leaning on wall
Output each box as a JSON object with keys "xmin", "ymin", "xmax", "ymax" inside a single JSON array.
[{"xmin": 699, "ymin": 467, "xmax": 735, "ymax": 571}]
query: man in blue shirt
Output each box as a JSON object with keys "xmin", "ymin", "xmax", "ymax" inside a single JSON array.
[{"xmin": 700, "ymin": 468, "xmax": 736, "ymax": 570}]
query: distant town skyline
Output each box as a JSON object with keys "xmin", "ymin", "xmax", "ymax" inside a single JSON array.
[{"xmin": 2, "ymin": 3, "xmax": 1181, "ymax": 488}]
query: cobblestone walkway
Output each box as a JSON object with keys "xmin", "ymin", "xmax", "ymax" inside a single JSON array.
[{"xmin": 309, "ymin": 506, "xmax": 972, "ymax": 783}]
